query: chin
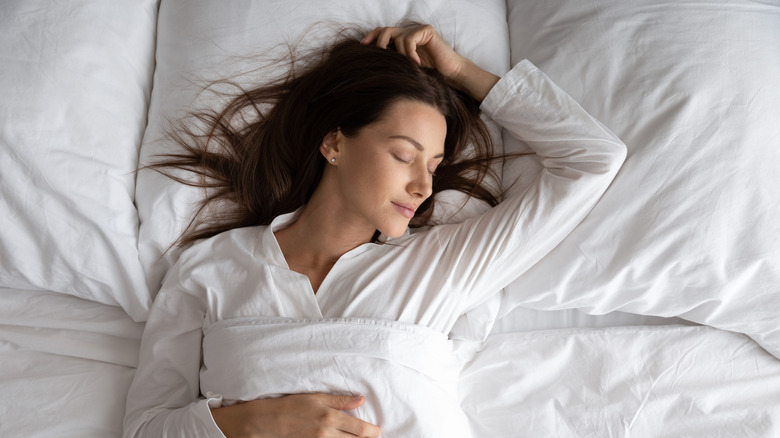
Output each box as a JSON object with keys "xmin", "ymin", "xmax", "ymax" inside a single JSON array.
[{"xmin": 379, "ymin": 223, "xmax": 409, "ymax": 239}]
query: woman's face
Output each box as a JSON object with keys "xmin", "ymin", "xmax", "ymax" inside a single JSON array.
[{"xmin": 328, "ymin": 99, "xmax": 447, "ymax": 238}]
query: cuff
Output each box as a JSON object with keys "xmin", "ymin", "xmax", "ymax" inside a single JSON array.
[
  {"xmin": 198, "ymin": 392, "xmax": 227, "ymax": 437},
  {"xmin": 479, "ymin": 59, "xmax": 537, "ymax": 119}
]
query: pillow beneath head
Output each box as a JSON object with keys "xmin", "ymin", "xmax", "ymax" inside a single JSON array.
[
  {"xmin": 135, "ymin": 0, "xmax": 510, "ymax": 303},
  {"xmin": 501, "ymin": 0, "xmax": 780, "ymax": 357},
  {"xmin": 0, "ymin": 0, "xmax": 157, "ymax": 321}
]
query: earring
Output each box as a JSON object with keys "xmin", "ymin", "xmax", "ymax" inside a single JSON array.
[{"xmin": 330, "ymin": 157, "xmax": 336, "ymax": 164}]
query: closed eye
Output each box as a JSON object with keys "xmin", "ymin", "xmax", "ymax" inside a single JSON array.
[{"xmin": 393, "ymin": 153, "xmax": 412, "ymax": 164}]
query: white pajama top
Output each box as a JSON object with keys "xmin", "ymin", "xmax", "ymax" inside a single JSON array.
[{"xmin": 124, "ymin": 60, "xmax": 627, "ymax": 437}]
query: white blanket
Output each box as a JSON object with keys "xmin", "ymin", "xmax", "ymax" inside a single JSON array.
[
  {"xmin": 198, "ymin": 316, "xmax": 780, "ymax": 437},
  {"xmin": 0, "ymin": 288, "xmax": 143, "ymax": 438},
  {"xmin": 461, "ymin": 325, "xmax": 780, "ymax": 437},
  {"xmin": 201, "ymin": 318, "xmax": 469, "ymax": 437}
]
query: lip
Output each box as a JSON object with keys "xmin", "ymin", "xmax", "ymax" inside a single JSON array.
[{"xmin": 391, "ymin": 202, "xmax": 417, "ymax": 219}]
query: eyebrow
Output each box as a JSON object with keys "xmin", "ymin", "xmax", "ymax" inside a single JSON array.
[{"xmin": 389, "ymin": 135, "xmax": 445, "ymax": 158}]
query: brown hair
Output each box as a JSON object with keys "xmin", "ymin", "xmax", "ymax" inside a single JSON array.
[{"xmin": 149, "ymin": 31, "xmax": 504, "ymax": 247}]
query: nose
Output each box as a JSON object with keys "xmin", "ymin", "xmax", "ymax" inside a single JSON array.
[{"xmin": 408, "ymin": 164, "xmax": 433, "ymax": 199}]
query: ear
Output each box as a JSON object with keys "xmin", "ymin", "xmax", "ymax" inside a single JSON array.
[{"xmin": 320, "ymin": 128, "xmax": 343, "ymax": 162}]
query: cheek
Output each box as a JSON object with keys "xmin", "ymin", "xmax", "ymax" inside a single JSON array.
[
  {"xmin": 354, "ymin": 163, "xmax": 394, "ymax": 200},
  {"xmin": 345, "ymin": 147, "xmax": 391, "ymax": 185},
  {"xmin": 337, "ymin": 154, "xmax": 384, "ymax": 204}
]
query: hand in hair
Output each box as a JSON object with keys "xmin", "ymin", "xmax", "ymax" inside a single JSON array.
[
  {"xmin": 361, "ymin": 24, "xmax": 500, "ymax": 102},
  {"xmin": 211, "ymin": 393, "xmax": 381, "ymax": 438}
]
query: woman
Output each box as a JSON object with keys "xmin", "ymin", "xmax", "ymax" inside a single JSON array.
[{"xmin": 124, "ymin": 24, "xmax": 626, "ymax": 437}]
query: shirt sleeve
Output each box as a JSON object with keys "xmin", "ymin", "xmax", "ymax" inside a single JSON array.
[
  {"xmin": 433, "ymin": 59, "xmax": 627, "ymax": 311},
  {"xmin": 123, "ymin": 258, "xmax": 227, "ymax": 438}
]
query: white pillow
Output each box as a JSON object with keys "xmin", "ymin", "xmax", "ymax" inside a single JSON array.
[
  {"xmin": 502, "ymin": 0, "xmax": 780, "ymax": 356},
  {"xmin": 136, "ymin": 0, "xmax": 510, "ymax": 300},
  {"xmin": 0, "ymin": 1, "xmax": 157, "ymax": 321}
]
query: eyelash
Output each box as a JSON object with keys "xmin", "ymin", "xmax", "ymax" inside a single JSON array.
[
  {"xmin": 393, "ymin": 154, "xmax": 412, "ymax": 164},
  {"xmin": 393, "ymin": 154, "xmax": 437, "ymax": 177}
]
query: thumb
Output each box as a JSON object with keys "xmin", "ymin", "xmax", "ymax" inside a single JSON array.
[{"xmin": 319, "ymin": 394, "xmax": 365, "ymax": 411}]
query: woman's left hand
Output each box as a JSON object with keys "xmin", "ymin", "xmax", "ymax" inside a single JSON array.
[
  {"xmin": 361, "ymin": 24, "xmax": 500, "ymax": 102},
  {"xmin": 361, "ymin": 24, "xmax": 466, "ymax": 81}
]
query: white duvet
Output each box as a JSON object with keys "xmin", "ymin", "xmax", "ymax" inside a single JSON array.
[
  {"xmin": 202, "ymin": 318, "xmax": 468, "ymax": 437},
  {"xmin": 200, "ymin": 317, "xmax": 780, "ymax": 437},
  {"xmin": 2, "ymin": 289, "xmax": 780, "ymax": 437}
]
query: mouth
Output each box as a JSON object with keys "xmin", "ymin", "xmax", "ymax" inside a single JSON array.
[{"xmin": 391, "ymin": 202, "xmax": 417, "ymax": 219}]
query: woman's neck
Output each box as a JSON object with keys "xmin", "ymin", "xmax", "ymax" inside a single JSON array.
[{"xmin": 273, "ymin": 182, "xmax": 375, "ymax": 273}]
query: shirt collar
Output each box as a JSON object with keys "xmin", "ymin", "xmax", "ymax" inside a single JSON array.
[
  {"xmin": 258, "ymin": 207, "xmax": 412, "ymax": 265},
  {"xmin": 258, "ymin": 208, "xmax": 302, "ymax": 268}
]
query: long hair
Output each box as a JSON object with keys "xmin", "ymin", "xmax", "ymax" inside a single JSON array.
[{"xmin": 148, "ymin": 31, "xmax": 503, "ymax": 247}]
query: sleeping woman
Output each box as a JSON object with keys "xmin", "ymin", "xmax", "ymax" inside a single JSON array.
[{"xmin": 123, "ymin": 24, "xmax": 626, "ymax": 437}]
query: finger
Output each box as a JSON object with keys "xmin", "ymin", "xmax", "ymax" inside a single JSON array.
[
  {"xmin": 360, "ymin": 27, "xmax": 382, "ymax": 45},
  {"xmin": 395, "ymin": 35, "xmax": 408, "ymax": 57},
  {"xmin": 339, "ymin": 415, "xmax": 382, "ymax": 438},
  {"xmin": 404, "ymin": 37, "xmax": 422, "ymax": 65},
  {"xmin": 375, "ymin": 27, "xmax": 397, "ymax": 49},
  {"xmin": 318, "ymin": 393, "xmax": 365, "ymax": 411}
]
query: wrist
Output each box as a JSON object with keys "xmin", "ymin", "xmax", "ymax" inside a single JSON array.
[{"xmin": 451, "ymin": 58, "xmax": 500, "ymax": 103}]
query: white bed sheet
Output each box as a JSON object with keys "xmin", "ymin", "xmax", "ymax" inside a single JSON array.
[{"xmin": 0, "ymin": 288, "xmax": 143, "ymax": 438}]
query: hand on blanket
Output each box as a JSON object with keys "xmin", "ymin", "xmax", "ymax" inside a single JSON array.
[
  {"xmin": 211, "ymin": 393, "xmax": 381, "ymax": 438},
  {"xmin": 361, "ymin": 24, "xmax": 499, "ymax": 102}
]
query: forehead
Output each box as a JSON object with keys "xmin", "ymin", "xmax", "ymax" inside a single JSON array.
[{"xmin": 373, "ymin": 100, "xmax": 447, "ymax": 147}]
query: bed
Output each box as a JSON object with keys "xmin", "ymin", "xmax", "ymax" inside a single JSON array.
[{"xmin": 1, "ymin": 0, "xmax": 778, "ymax": 436}]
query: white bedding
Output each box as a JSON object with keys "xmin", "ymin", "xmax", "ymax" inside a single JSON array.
[
  {"xmin": 0, "ymin": 288, "xmax": 143, "ymax": 438},
  {"xmin": 0, "ymin": 0, "xmax": 157, "ymax": 321},
  {"xmin": 500, "ymin": 0, "xmax": 780, "ymax": 356},
  {"xmin": 1, "ymin": 0, "xmax": 779, "ymax": 436},
  {"xmin": 3, "ymin": 293, "xmax": 778, "ymax": 437},
  {"xmin": 204, "ymin": 319, "xmax": 780, "ymax": 438},
  {"xmin": 202, "ymin": 318, "xmax": 468, "ymax": 437},
  {"xmin": 461, "ymin": 325, "xmax": 780, "ymax": 437}
]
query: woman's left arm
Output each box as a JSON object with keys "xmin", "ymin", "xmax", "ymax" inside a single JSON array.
[{"xmin": 366, "ymin": 25, "xmax": 627, "ymax": 311}]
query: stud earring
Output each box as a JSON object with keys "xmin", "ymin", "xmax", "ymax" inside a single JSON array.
[{"xmin": 330, "ymin": 157, "xmax": 336, "ymax": 164}]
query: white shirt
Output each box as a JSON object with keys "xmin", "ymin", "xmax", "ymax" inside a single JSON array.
[{"xmin": 123, "ymin": 60, "xmax": 626, "ymax": 437}]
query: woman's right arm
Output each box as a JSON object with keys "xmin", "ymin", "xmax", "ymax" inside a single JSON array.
[
  {"xmin": 124, "ymin": 256, "xmax": 380, "ymax": 438},
  {"xmin": 123, "ymin": 260, "xmax": 226, "ymax": 437}
]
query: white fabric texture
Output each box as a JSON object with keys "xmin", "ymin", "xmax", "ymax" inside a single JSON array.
[
  {"xmin": 0, "ymin": 0, "xmax": 157, "ymax": 320},
  {"xmin": 500, "ymin": 0, "xmax": 780, "ymax": 357},
  {"xmin": 202, "ymin": 318, "xmax": 468, "ymax": 437},
  {"xmin": 124, "ymin": 60, "xmax": 626, "ymax": 437},
  {"xmin": 0, "ymin": 288, "xmax": 143, "ymax": 438},
  {"xmin": 3, "ymin": 289, "xmax": 779, "ymax": 438},
  {"xmin": 135, "ymin": 0, "xmax": 510, "ymax": 305},
  {"xmin": 459, "ymin": 325, "xmax": 780, "ymax": 438}
]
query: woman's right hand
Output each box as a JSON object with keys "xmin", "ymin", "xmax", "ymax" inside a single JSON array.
[{"xmin": 211, "ymin": 393, "xmax": 381, "ymax": 438}]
